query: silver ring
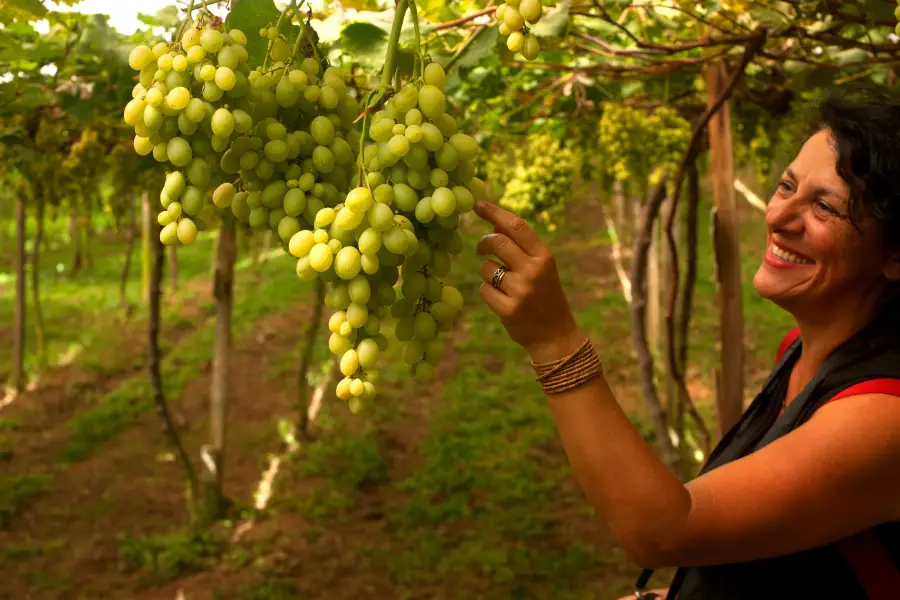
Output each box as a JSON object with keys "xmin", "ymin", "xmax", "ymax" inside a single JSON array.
[{"xmin": 491, "ymin": 265, "xmax": 508, "ymax": 290}]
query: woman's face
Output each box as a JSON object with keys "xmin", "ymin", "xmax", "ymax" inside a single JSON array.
[{"xmin": 753, "ymin": 129, "xmax": 898, "ymax": 317}]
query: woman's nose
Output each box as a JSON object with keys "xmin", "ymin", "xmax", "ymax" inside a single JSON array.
[{"xmin": 765, "ymin": 192, "xmax": 805, "ymax": 234}]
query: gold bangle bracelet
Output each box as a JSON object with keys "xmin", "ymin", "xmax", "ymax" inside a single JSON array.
[{"xmin": 531, "ymin": 337, "xmax": 603, "ymax": 395}]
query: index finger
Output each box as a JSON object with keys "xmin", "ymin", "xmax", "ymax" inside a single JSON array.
[{"xmin": 473, "ymin": 200, "xmax": 548, "ymax": 257}]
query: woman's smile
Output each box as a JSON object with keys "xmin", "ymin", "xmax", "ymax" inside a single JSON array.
[{"xmin": 764, "ymin": 241, "xmax": 816, "ymax": 269}]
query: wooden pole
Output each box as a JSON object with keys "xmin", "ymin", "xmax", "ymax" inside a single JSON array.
[{"xmin": 705, "ymin": 61, "xmax": 745, "ymax": 435}]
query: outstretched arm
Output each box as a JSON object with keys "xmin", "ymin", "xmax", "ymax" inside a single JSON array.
[{"xmin": 473, "ymin": 199, "xmax": 900, "ymax": 569}]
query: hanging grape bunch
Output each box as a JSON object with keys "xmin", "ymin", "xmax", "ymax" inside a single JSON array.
[
  {"xmin": 499, "ymin": 133, "xmax": 579, "ymax": 232},
  {"xmin": 123, "ymin": 4, "xmax": 488, "ymax": 414},
  {"xmin": 896, "ymin": 1, "xmax": 900, "ymax": 35},
  {"xmin": 124, "ymin": 15, "xmax": 361, "ymax": 249},
  {"xmin": 495, "ymin": 0, "xmax": 546, "ymax": 61},
  {"xmin": 300, "ymin": 61, "xmax": 487, "ymax": 408}
]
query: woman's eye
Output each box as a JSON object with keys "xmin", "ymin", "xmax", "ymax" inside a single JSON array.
[
  {"xmin": 816, "ymin": 200, "xmax": 837, "ymax": 213},
  {"xmin": 778, "ymin": 180, "xmax": 793, "ymax": 192}
]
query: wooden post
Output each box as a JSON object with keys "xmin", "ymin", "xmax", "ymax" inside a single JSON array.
[
  {"xmin": 205, "ymin": 218, "xmax": 237, "ymax": 520},
  {"xmin": 705, "ymin": 62, "xmax": 745, "ymax": 435},
  {"xmin": 141, "ymin": 191, "xmax": 152, "ymax": 305},
  {"xmin": 11, "ymin": 196, "xmax": 27, "ymax": 393}
]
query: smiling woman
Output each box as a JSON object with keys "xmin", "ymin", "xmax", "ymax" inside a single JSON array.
[{"xmin": 472, "ymin": 85, "xmax": 900, "ymax": 600}]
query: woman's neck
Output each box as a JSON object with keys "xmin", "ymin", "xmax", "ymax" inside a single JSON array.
[{"xmin": 793, "ymin": 292, "xmax": 883, "ymax": 377}]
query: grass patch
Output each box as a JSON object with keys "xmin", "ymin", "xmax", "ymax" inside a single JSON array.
[
  {"xmin": 214, "ymin": 577, "xmax": 301, "ymax": 600},
  {"xmin": 0, "ymin": 231, "xmax": 218, "ymax": 377},
  {"xmin": 287, "ymin": 427, "xmax": 388, "ymax": 521},
  {"xmin": 118, "ymin": 528, "xmax": 220, "ymax": 581},
  {"xmin": 59, "ymin": 254, "xmax": 311, "ymax": 463},
  {"xmin": 0, "ymin": 474, "xmax": 50, "ymax": 527}
]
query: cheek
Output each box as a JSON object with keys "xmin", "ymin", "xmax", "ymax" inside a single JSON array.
[{"xmin": 814, "ymin": 226, "xmax": 875, "ymax": 280}]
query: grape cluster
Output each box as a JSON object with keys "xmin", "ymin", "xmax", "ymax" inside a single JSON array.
[
  {"xmin": 124, "ymin": 17, "xmax": 487, "ymax": 412},
  {"xmin": 299, "ymin": 62, "xmax": 486, "ymax": 410},
  {"xmin": 499, "ymin": 133, "xmax": 579, "ymax": 231},
  {"xmin": 597, "ymin": 104, "xmax": 690, "ymax": 188},
  {"xmin": 125, "ymin": 25, "xmax": 253, "ymax": 244},
  {"xmin": 125, "ymin": 22, "xmax": 361, "ymax": 250},
  {"xmin": 495, "ymin": 0, "xmax": 545, "ymax": 61},
  {"xmin": 896, "ymin": 2, "xmax": 900, "ymax": 35}
]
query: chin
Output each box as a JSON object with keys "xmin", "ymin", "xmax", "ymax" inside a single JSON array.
[{"xmin": 753, "ymin": 267, "xmax": 788, "ymax": 306}]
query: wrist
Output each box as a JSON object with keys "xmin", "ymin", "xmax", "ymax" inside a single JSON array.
[{"xmin": 526, "ymin": 326, "xmax": 588, "ymax": 364}]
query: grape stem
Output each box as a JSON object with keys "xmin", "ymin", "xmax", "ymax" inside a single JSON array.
[
  {"xmin": 381, "ymin": 0, "xmax": 409, "ymax": 89},
  {"xmin": 175, "ymin": 0, "xmax": 197, "ymax": 43},
  {"xmin": 295, "ymin": 4, "xmax": 321, "ymax": 63},
  {"xmin": 407, "ymin": 0, "xmax": 422, "ymax": 79},
  {"xmin": 445, "ymin": 24, "xmax": 485, "ymax": 74},
  {"xmin": 263, "ymin": 0, "xmax": 295, "ymax": 71}
]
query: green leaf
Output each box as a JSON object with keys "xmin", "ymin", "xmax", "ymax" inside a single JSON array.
[
  {"xmin": 531, "ymin": 0, "xmax": 569, "ymax": 38},
  {"xmin": 339, "ymin": 21, "xmax": 387, "ymax": 69},
  {"xmin": 749, "ymin": 5, "xmax": 790, "ymax": 27},
  {"xmin": 833, "ymin": 48, "xmax": 870, "ymax": 66},
  {"xmin": 1, "ymin": 0, "xmax": 48, "ymax": 23},
  {"xmin": 227, "ymin": 0, "xmax": 284, "ymax": 67},
  {"xmin": 453, "ymin": 27, "xmax": 500, "ymax": 70}
]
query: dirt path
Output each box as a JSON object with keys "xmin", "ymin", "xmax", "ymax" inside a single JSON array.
[{"xmin": 2, "ymin": 288, "xmax": 319, "ymax": 600}]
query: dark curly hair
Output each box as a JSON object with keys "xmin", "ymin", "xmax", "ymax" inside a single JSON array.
[{"xmin": 807, "ymin": 86, "xmax": 900, "ymax": 245}]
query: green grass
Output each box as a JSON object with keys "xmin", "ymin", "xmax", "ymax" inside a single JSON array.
[
  {"xmin": 0, "ymin": 228, "xmax": 219, "ymax": 379},
  {"xmin": 118, "ymin": 528, "xmax": 220, "ymax": 581},
  {"xmin": 0, "ymin": 474, "xmax": 51, "ymax": 527},
  {"xmin": 59, "ymin": 251, "xmax": 312, "ymax": 463},
  {"xmin": 214, "ymin": 577, "xmax": 301, "ymax": 600}
]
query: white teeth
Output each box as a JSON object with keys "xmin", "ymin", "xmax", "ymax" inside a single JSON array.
[{"xmin": 772, "ymin": 244, "xmax": 813, "ymax": 264}]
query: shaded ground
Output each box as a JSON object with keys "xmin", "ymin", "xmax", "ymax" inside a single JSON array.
[{"xmin": 0, "ymin": 190, "xmax": 789, "ymax": 600}]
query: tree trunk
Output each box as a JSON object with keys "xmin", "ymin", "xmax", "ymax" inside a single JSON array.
[
  {"xmin": 69, "ymin": 204, "xmax": 82, "ymax": 276},
  {"xmin": 149, "ymin": 220, "xmax": 199, "ymax": 524},
  {"xmin": 647, "ymin": 184, "xmax": 662, "ymax": 360},
  {"xmin": 121, "ymin": 195, "xmax": 137, "ymax": 313},
  {"xmin": 261, "ymin": 231, "xmax": 272, "ymax": 263},
  {"xmin": 705, "ymin": 62, "xmax": 746, "ymax": 436},
  {"xmin": 297, "ymin": 280, "xmax": 326, "ymax": 439},
  {"xmin": 31, "ymin": 196, "xmax": 46, "ymax": 372},
  {"xmin": 82, "ymin": 197, "xmax": 94, "ymax": 271},
  {"xmin": 677, "ymin": 161, "xmax": 702, "ymax": 473},
  {"xmin": 629, "ymin": 178, "xmax": 679, "ymax": 474},
  {"xmin": 612, "ymin": 180, "xmax": 628, "ymax": 251},
  {"xmin": 11, "ymin": 196, "xmax": 27, "ymax": 393},
  {"xmin": 141, "ymin": 191, "xmax": 152, "ymax": 305},
  {"xmin": 205, "ymin": 218, "xmax": 237, "ymax": 521},
  {"xmin": 168, "ymin": 246, "xmax": 178, "ymax": 293}
]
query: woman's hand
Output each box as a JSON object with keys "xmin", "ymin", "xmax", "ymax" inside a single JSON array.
[{"xmin": 473, "ymin": 200, "xmax": 585, "ymax": 363}]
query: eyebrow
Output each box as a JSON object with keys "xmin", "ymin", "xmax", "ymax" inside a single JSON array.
[{"xmin": 784, "ymin": 167, "xmax": 846, "ymax": 201}]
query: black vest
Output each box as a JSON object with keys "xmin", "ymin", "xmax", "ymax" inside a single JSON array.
[{"xmin": 640, "ymin": 313, "xmax": 900, "ymax": 599}]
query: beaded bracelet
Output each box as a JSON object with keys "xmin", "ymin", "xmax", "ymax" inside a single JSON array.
[{"xmin": 531, "ymin": 337, "xmax": 604, "ymax": 394}]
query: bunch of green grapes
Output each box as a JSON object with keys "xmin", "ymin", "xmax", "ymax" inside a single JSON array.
[
  {"xmin": 125, "ymin": 24, "xmax": 252, "ymax": 243},
  {"xmin": 124, "ymin": 20, "xmax": 361, "ymax": 250},
  {"xmin": 498, "ymin": 134, "xmax": 579, "ymax": 232},
  {"xmin": 290, "ymin": 62, "xmax": 484, "ymax": 408},
  {"xmin": 896, "ymin": 1, "xmax": 900, "ymax": 34},
  {"xmin": 597, "ymin": 104, "xmax": 690, "ymax": 191},
  {"xmin": 476, "ymin": 151, "xmax": 513, "ymax": 198},
  {"xmin": 495, "ymin": 0, "xmax": 545, "ymax": 60},
  {"xmin": 643, "ymin": 107, "xmax": 691, "ymax": 186},
  {"xmin": 596, "ymin": 103, "xmax": 650, "ymax": 184}
]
